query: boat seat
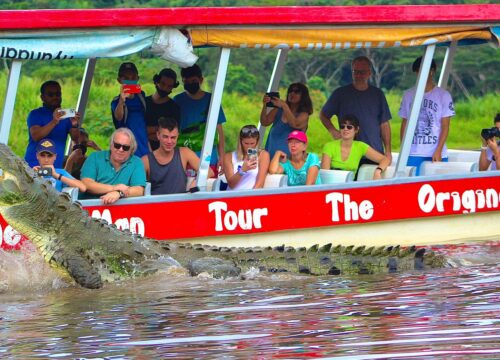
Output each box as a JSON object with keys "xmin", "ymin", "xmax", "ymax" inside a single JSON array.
[
  {"xmin": 420, "ymin": 161, "xmax": 479, "ymax": 176},
  {"xmin": 61, "ymin": 186, "xmax": 79, "ymax": 201},
  {"xmin": 447, "ymin": 149, "xmax": 481, "ymax": 162},
  {"xmin": 264, "ymin": 174, "xmax": 288, "ymax": 188},
  {"xmin": 357, "ymin": 164, "xmax": 416, "ymax": 181},
  {"xmin": 144, "ymin": 182, "xmax": 151, "ymax": 196},
  {"xmin": 319, "ymin": 169, "xmax": 354, "ymax": 184}
]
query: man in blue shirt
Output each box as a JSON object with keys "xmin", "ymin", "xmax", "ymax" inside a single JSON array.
[
  {"xmin": 111, "ymin": 62, "xmax": 150, "ymax": 158},
  {"xmin": 173, "ymin": 64, "xmax": 226, "ymax": 174},
  {"xmin": 24, "ymin": 80, "xmax": 80, "ymax": 168},
  {"xmin": 81, "ymin": 128, "xmax": 146, "ymax": 205}
]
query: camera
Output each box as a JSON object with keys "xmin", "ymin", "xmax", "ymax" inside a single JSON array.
[
  {"xmin": 265, "ymin": 92, "xmax": 280, "ymax": 108},
  {"xmin": 59, "ymin": 108, "xmax": 76, "ymax": 119},
  {"xmin": 481, "ymin": 127, "xmax": 500, "ymax": 140},
  {"xmin": 37, "ymin": 167, "xmax": 52, "ymax": 177},
  {"xmin": 123, "ymin": 84, "xmax": 142, "ymax": 94},
  {"xmin": 247, "ymin": 148, "xmax": 258, "ymax": 161},
  {"xmin": 72, "ymin": 143, "xmax": 88, "ymax": 155}
]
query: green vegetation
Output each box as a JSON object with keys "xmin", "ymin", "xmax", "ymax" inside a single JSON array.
[{"xmin": 1, "ymin": 70, "xmax": 497, "ymax": 157}]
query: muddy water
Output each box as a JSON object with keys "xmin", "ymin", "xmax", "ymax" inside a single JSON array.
[{"xmin": 0, "ymin": 242, "xmax": 499, "ymax": 359}]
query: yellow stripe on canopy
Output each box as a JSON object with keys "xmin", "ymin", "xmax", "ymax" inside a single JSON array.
[{"xmin": 190, "ymin": 26, "xmax": 493, "ymax": 49}]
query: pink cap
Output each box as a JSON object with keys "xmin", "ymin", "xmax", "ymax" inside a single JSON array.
[{"xmin": 287, "ymin": 130, "xmax": 307, "ymax": 143}]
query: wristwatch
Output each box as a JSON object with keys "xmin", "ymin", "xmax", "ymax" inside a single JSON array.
[{"xmin": 117, "ymin": 190, "xmax": 125, "ymax": 198}]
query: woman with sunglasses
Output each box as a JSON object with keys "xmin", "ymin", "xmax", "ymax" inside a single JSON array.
[
  {"xmin": 223, "ymin": 125, "xmax": 270, "ymax": 190},
  {"xmin": 321, "ymin": 114, "xmax": 390, "ymax": 180},
  {"xmin": 269, "ymin": 130, "xmax": 321, "ymax": 186},
  {"xmin": 260, "ymin": 83, "xmax": 313, "ymax": 158}
]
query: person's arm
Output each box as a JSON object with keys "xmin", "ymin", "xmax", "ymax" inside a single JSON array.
[
  {"xmin": 380, "ymin": 121, "xmax": 392, "ymax": 164},
  {"xmin": 223, "ymin": 152, "xmax": 257, "ymax": 188},
  {"xmin": 128, "ymin": 186, "xmax": 144, "ymax": 197},
  {"xmin": 141, "ymin": 154, "xmax": 150, "ymax": 181},
  {"xmin": 319, "ymin": 110, "xmax": 341, "ymax": 139},
  {"xmin": 481, "ymin": 138, "xmax": 500, "ymax": 171},
  {"xmin": 29, "ymin": 109, "xmax": 64, "ymax": 142},
  {"xmin": 86, "ymin": 140, "xmax": 101, "ymax": 151},
  {"xmin": 305, "ymin": 165, "xmax": 319, "ymax": 185},
  {"xmin": 432, "ymin": 117, "xmax": 451, "ymax": 162},
  {"xmin": 276, "ymin": 100, "xmax": 309, "ymax": 131},
  {"xmin": 321, "ymin": 153, "xmax": 332, "ymax": 170},
  {"xmin": 400, "ymin": 118, "xmax": 408, "ymax": 144},
  {"xmin": 113, "ymin": 87, "xmax": 131, "ymax": 122},
  {"xmin": 64, "ymin": 150, "xmax": 81, "ymax": 173},
  {"xmin": 260, "ymin": 94, "xmax": 279, "ymax": 126},
  {"xmin": 53, "ymin": 171, "xmax": 87, "ymax": 193},
  {"xmin": 81, "ymin": 177, "xmax": 125, "ymax": 196},
  {"xmin": 254, "ymin": 150, "xmax": 270, "ymax": 189},
  {"xmin": 365, "ymin": 147, "xmax": 390, "ymax": 180},
  {"xmin": 269, "ymin": 151, "xmax": 285, "ymax": 174}
]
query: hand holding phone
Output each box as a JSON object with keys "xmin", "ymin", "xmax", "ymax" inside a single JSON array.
[
  {"xmin": 265, "ymin": 92, "xmax": 280, "ymax": 108},
  {"xmin": 59, "ymin": 108, "xmax": 76, "ymax": 119},
  {"xmin": 122, "ymin": 84, "xmax": 142, "ymax": 94}
]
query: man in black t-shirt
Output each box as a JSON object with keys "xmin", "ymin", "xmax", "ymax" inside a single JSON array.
[{"xmin": 145, "ymin": 68, "xmax": 181, "ymax": 150}]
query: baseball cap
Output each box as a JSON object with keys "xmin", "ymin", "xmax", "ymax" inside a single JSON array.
[
  {"xmin": 118, "ymin": 62, "xmax": 138, "ymax": 77},
  {"xmin": 36, "ymin": 138, "xmax": 57, "ymax": 154},
  {"xmin": 287, "ymin": 130, "xmax": 308, "ymax": 143}
]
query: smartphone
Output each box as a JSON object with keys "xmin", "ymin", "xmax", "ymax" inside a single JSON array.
[
  {"xmin": 37, "ymin": 167, "xmax": 52, "ymax": 177},
  {"xmin": 247, "ymin": 148, "xmax": 258, "ymax": 161},
  {"xmin": 59, "ymin": 108, "xmax": 76, "ymax": 119},
  {"xmin": 265, "ymin": 92, "xmax": 280, "ymax": 108},
  {"xmin": 123, "ymin": 84, "xmax": 142, "ymax": 94}
]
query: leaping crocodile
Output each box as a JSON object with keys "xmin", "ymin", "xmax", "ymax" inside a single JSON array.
[{"xmin": 0, "ymin": 143, "xmax": 447, "ymax": 289}]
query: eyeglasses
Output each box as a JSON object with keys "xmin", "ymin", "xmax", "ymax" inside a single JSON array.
[
  {"xmin": 45, "ymin": 91, "xmax": 62, "ymax": 97},
  {"xmin": 288, "ymin": 88, "xmax": 301, "ymax": 94},
  {"xmin": 113, "ymin": 142, "xmax": 131, "ymax": 151},
  {"xmin": 240, "ymin": 126, "xmax": 259, "ymax": 138},
  {"xmin": 340, "ymin": 124, "xmax": 355, "ymax": 130}
]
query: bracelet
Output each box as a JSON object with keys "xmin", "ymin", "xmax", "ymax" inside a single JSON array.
[
  {"xmin": 237, "ymin": 165, "xmax": 247, "ymax": 176},
  {"xmin": 57, "ymin": 173, "xmax": 62, "ymax": 180},
  {"xmin": 376, "ymin": 167, "xmax": 384, "ymax": 172},
  {"xmin": 481, "ymin": 146, "xmax": 488, "ymax": 150}
]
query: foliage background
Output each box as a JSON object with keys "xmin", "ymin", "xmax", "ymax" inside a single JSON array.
[{"xmin": 0, "ymin": 0, "xmax": 498, "ymax": 157}]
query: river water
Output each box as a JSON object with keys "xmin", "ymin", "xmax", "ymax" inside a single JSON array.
[{"xmin": 1, "ymin": 242, "xmax": 499, "ymax": 359}]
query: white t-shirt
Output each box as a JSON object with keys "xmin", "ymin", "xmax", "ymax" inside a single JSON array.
[
  {"xmin": 229, "ymin": 151, "xmax": 258, "ymax": 190},
  {"xmin": 398, "ymin": 86, "xmax": 455, "ymax": 157}
]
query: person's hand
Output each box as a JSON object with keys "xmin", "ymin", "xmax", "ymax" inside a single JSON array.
[
  {"xmin": 52, "ymin": 108, "xmax": 64, "ymax": 124},
  {"xmin": 385, "ymin": 151, "xmax": 393, "ymax": 165},
  {"xmin": 263, "ymin": 94, "xmax": 271, "ymax": 106},
  {"xmin": 242, "ymin": 158, "xmax": 258, "ymax": 172},
  {"xmin": 487, "ymin": 138, "xmax": 499, "ymax": 153},
  {"xmin": 270, "ymin": 97, "xmax": 284, "ymax": 108},
  {"xmin": 276, "ymin": 150, "xmax": 287, "ymax": 163},
  {"xmin": 432, "ymin": 149, "xmax": 442, "ymax": 162},
  {"xmin": 120, "ymin": 85, "xmax": 132, "ymax": 101},
  {"xmin": 373, "ymin": 168, "xmax": 382, "ymax": 180},
  {"xmin": 331, "ymin": 128, "xmax": 341, "ymax": 140},
  {"xmin": 101, "ymin": 191, "xmax": 121, "ymax": 205},
  {"xmin": 71, "ymin": 112, "xmax": 81, "ymax": 128}
]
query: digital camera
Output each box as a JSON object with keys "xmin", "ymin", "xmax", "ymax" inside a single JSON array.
[
  {"xmin": 247, "ymin": 148, "xmax": 258, "ymax": 161},
  {"xmin": 72, "ymin": 143, "xmax": 88, "ymax": 155},
  {"xmin": 37, "ymin": 167, "xmax": 52, "ymax": 177},
  {"xmin": 481, "ymin": 127, "xmax": 500, "ymax": 140},
  {"xmin": 265, "ymin": 92, "xmax": 280, "ymax": 108},
  {"xmin": 59, "ymin": 108, "xmax": 76, "ymax": 119}
]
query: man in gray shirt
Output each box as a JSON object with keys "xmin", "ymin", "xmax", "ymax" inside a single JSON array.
[{"xmin": 320, "ymin": 56, "xmax": 392, "ymax": 164}]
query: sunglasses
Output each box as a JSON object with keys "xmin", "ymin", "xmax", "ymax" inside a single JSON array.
[
  {"xmin": 240, "ymin": 126, "xmax": 259, "ymax": 138},
  {"xmin": 113, "ymin": 142, "xmax": 131, "ymax": 151},
  {"xmin": 45, "ymin": 91, "xmax": 62, "ymax": 97},
  {"xmin": 340, "ymin": 124, "xmax": 355, "ymax": 130},
  {"xmin": 288, "ymin": 89, "xmax": 301, "ymax": 94}
]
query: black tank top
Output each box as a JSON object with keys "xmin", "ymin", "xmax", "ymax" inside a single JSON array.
[{"xmin": 148, "ymin": 147, "xmax": 187, "ymax": 195}]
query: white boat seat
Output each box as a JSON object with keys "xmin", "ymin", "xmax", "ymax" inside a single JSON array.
[
  {"xmin": 61, "ymin": 186, "xmax": 79, "ymax": 201},
  {"xmin": 319, "ymin": 169, "xmax": 354, "ymax": 184},
  {"xmin": 357, "ymin": 164, "xmax": 416, "ymax": 181},
  {"xmin": 447, "ymin": 149, "xmax": 481, "ymax": 162},
  {"xmin": 144, "ymin": 182, "xmax": 151, "ymax": 196},
  {"xmin": 264, "ymin": 174, "xmax": 288, "ymax": 188},
  {"xmin": 420, "ymin": 161, "xmax": 478, "ymax": 176}
]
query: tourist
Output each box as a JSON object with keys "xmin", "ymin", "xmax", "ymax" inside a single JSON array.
[
  {"xmin": 321, "ymin": 114, "xmax": 390, "ymax": 180},
  {"xmin": 223, "ymin": 125, "xmax": 270, "ymax": 190},
  {"xmin": 479, "ymin": 113, "xmax": 500, "ymax": 171},
  {"xmin": 64, "ymin": 127, "xmax": 101, "ymax": 179},
  {"xmin": 80, "ymin": 128, "xmax": 146, "ymax": 204},
  {"xmin": 25, "ymin": 80, "xmax": 80, "ymax": 168},
  {"xmin": 260, "ymin": 83, "xmax": 313, "ymax": 158},
  {"xmin": 269, "ymin": 130, "xmax": 321, "ymax": 186}
]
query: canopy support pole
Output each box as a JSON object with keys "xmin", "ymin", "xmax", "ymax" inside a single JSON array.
[
  {"xmin": 258, "ymin": 48, "xmax": 288, "ymax": 144},
  {"xmin": 0, "ymin": 60, "xmax": 22, "ymax": 145},
  {"xmin": 77, "ymin": 58, "xmax": 97, "ymax": 124},
  {"xmin": 438, "ymin": 41, "xmax": 457, "ymax": 90},
  {"xmin": 197, "ymin": 47, "xmax": 230, "ymax": 190},
  {"xmin": 395, "ymin": 44, "xmax": 436, "ymax": 177}
]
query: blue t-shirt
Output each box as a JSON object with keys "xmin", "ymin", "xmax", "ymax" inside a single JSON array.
[
  {"xmin": 173, "ymin": 92, "xmax": 226, "ymax": 165},
  {"xmin": 80, "ymin": 150, "xmax": 146, "ymax": 199},
  {"xmin": 321, "ymin": 84, "xmax": 391, "ymax": 154},
  {"xmin": 41, "ymin": 168, "xmax": 73, "ymax": 192},
  {"xmin": 281, "ymin": 153, "xmax": 321, "ymax": 186},
  {"xmin": 111, "ymin": 93, "xmax": 149, "ymax": 158},
  {"xmin": 264, "ymin": 108, "xmax": 302, "ymax": 158},
  {"xmin": 25, "ymin": 105, "xmax": 73, "ymax": 168}
]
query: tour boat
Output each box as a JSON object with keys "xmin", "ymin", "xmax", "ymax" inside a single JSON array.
[{"xmin": 0, "ymin": 5, "xmax": 499, "ymax": 250}]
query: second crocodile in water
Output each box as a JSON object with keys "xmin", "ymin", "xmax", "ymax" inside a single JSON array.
[{"xmin": 0, "ymin": 143, "xmax": 446, "ymax": 289}]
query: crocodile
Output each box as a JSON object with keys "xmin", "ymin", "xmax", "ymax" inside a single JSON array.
[{"xmin": 0, "ymin": 143, "xmax": 447, "ymax": 289}]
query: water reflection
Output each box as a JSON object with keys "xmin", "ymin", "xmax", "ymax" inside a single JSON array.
[{"xmin": 0, "ymin": 243, "xmax": 499, "ymax": 358}]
